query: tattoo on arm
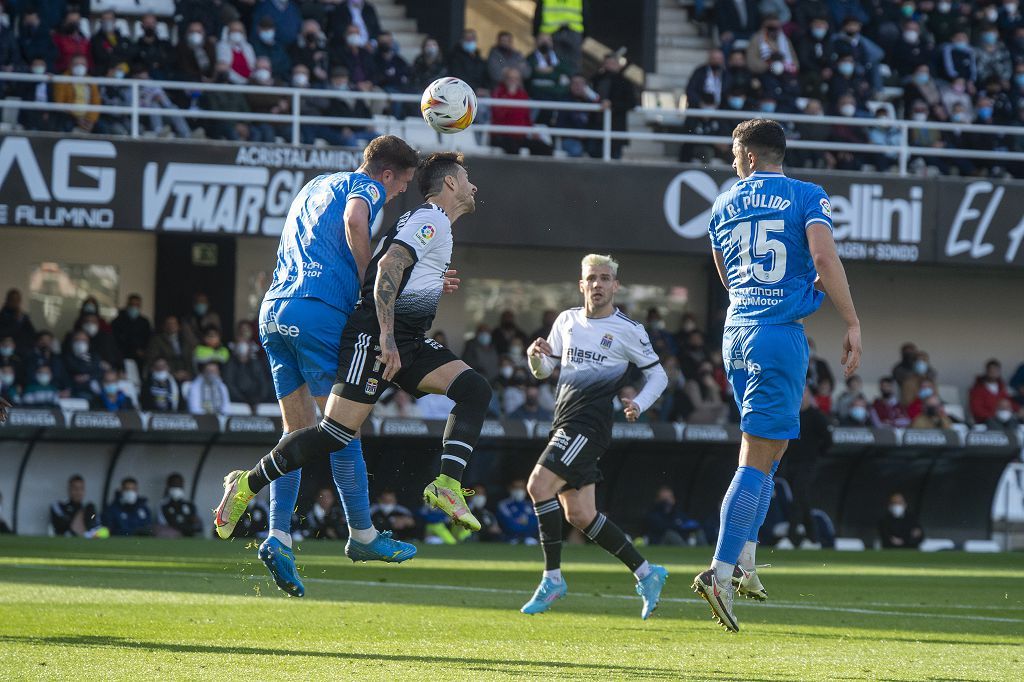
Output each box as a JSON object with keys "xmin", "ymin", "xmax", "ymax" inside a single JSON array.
[{"xmin": 374, "ymin": 245, "xmax": 415, "ymax": 343}]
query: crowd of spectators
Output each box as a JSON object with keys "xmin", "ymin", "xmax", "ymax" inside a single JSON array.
[
  {"xmin": 0, "ymin": 287, "xmax": 274, "ymax": 416},
  {"xmin": 683, "ymin": 1, "xmax": 1024, "ymax": 176},
  {"xmin": 0, "ymin": 1, "xmax": 636, "ymax": 158}
]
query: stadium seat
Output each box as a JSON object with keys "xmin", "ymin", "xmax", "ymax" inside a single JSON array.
[
  {"xmin": 919, "ymin": 538, "xmax": 956, "ymax": 552},
  {"xmin": 57, "ymin": 397, "xmax": 90, "ymax": 412},
  {"xmin": 226, "ymin": 402, "xmax": 253, "ymax": 417},
  {"xmin": 834, "ymin": 537, "xmax": 866, "ymax": 551},
  {"xmin": 938, "ymin": 384, "xmax": 962, "ymax": 406},
  {"xmin": 944, "ymin": 404, "xmax": 965, "ymax": 422},
  {"xmin": 123, "ymin": 359, "xmax": 142, "ymax": 389},
  {"xmin": 255, "ymin": 403, "xmax": 282, "ymax": 418},
  {"xmin": 963, "ymin": 539, "xmax": 1001, "ymax": 553}
]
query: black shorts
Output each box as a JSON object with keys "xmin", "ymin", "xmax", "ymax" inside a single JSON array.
[
  {"xmin": 334, "ymin": 310, "xmax": 458, "ymax": 404},
  {"xmin": 538, "ymin": 425, "xmax": 608, "ymax": 490}
]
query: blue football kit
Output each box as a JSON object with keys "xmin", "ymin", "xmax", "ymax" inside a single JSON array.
[
  {"xmin": 708, "ymin": 170, "xmax": 833, "ymax": 440},
  {"xmin": 257, "ymin": 171, "xmax": 385, "ymax": 545}
]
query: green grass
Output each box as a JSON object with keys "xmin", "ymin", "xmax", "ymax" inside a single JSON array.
[{"xmin": 0, "ymin": 538, "xmax": 1022, "ymax": 681}]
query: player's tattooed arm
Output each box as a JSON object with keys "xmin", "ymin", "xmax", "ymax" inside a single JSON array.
[{"xmin": 374, "ymin": 244, "xmax": 415, "ymax": 381}]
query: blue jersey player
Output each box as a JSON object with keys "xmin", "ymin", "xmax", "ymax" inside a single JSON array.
[
  {"xmin": 691, "ymin": 119, "xmax": 862, "ymax": 632},
  {"xmin": 244, "ymin": 136, "xmax": 422, "ymax": 596}
]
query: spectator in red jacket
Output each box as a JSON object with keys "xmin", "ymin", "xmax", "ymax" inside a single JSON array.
[
  {"xmin": 906, "ymin": 378, "xmax": 938, "ymax": 421},
  {"xmin": 490, "ymin": 67, "xmax": 552, "ymax": 156},
  {"xmin": 871, "ymin": 376, "xmax": 910, "ymax": 427},
  {"xmin": 52, "ymin": 8, "xmax": 91, "ymax": 75},
  {"xmin": 969, "ymin": 359, "xmax": 1015, "ymax": 424}
]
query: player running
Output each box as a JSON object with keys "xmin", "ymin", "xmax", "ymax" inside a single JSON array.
[
  {"xmin": 247, "ymin": 135, "xmax": 421, "ymax": 597},
  {"xmin": 520, "ymin": 254, "xmax": 670, "ymax": 619},
  {"xmin": 692, "ymin": 119, "xmax": 862, "ymax": 632},
  {"xmin": 215, "ymin": 152, "xmax": 494, "ymax": 540}
]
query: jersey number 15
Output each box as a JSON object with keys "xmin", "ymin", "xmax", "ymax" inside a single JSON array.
[{"xmin": 732, "ymin": 220, "xmax": 787, "ymax": 284}]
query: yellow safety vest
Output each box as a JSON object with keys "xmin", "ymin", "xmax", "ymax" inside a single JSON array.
[{"xmin": 540, "ymin": 0, "xmax": 584, "ymax": 34}]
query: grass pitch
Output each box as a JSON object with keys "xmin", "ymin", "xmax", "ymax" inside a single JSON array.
[{"xmin": 0, "ymin": 537, "xmax": 1021, "ymax": 681}]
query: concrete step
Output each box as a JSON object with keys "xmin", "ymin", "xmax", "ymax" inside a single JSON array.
[
  {"xmin": 646, "ymin": 72, "xmax": 690, "ymax": 90},
  {"xmin": 657, "ymin": 18, "xmax": 701, "ymax": 35},
  {"xmin": 382, "ymin": 17, "xmax": 418, "ymax": 33},
  {"xmin": 392, "ymin": 31, "xmax": 426, "ymax": 53},
  {"xmin": 654, "ymin": 59, "xmax": 701, "ymax": 78},
  {"xmin": 659, "ymin": 6, "xmax": 689, "ymax": 21},
  {"xmin": 657, "ymin": 36, "xmax": 710, "ymax": 51},
  {"xmin": 375, "ymin": 4, "xmax": 407, "ymax": 19}
]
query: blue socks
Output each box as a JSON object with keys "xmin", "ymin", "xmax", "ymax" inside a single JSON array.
[
  {"xmin": 330, "ymin": 438, "xmax": 372, "ymax": 531},
  {"xmin": 268, "ymin": 434, "xmax": 373, "ymax": 542},
  {"xmin": 748, "ymin": 460, "xmax": 779, "ymax": 543},
  {"xmin": 713, "ymin": 466, "xmax": 767, "ymax": 569}
]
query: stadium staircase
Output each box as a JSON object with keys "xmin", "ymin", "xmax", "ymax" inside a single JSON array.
[{"xmin": 375, "ymin": 0, "xmax": 427, "ymax": 60}]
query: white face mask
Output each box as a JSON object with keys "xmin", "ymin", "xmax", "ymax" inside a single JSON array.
[
  {"xmin": 500, "ymin": 365, "xmax": 514, "ymax": 379},
  {"xmin": 152, "ymin": 370, "xmax": 169, "ymax": 382},
  {"xmin": 36, "ymin": 373, "xmax": 52, "ymax": 386},
  {"xmin": 31, "ymin": 64, "xmax": 46, "ymax": 75},
  {"xmin": 229, "ymin": 31, "xmax": 245, "ymax": 45},
  {"xmin": 73, "ymin": 340, "xmax": 90, "ymax": 356},
  {"xmin": 235, "ymin": 342, "xmax": 250, "ymax": 358},
  {"xmin": 889, "ymin": 503, "xmax": 906, "ymax": 518},
  {"xmin": 102, "ymin": 20, "xmax": 115, "ymax": 33},
  {"xmin": 770, "ymin": 61, "xmax": 785, "ymax": 76},
  {"xmin": 510, "ymin": 489, "xmax": 527, "ymax": 502},
  {"xmin": 71, "ymin": 64, "xmax": 87, "ymax": 77},
  {"xmin": 903, "ymin": 30, "xmax": 919, "ymax": 43},
  {"xmin": 477, "ymin": 332, "xmax": 492, "ymax": 346},
  {"xmin": 0, "ymin": 372, "xmax": 14, "ymax": 386},
  {"xmin": 346, "ymin": 34, "xmax": 365, "ymax": 48},
  {"xmin": 380, "ymin": 503, "xmax": 396, "ymax": 514},
  {"xmin": 121, "ymin": 490, "xmax": 138, "ymax": 506},
  {"xmin": 188, "ymin": 32, "xmax": 203, "ymax": 47},
  {"xmin": 83, "ymin": 323, "xmax": 99, "ymax": 337},
  {"xmin": 292, "ymin": 73, "xmax": 309, "ymax": 87},
  {"xmin": 996, "ymin": 410, "xmax": 1013, "ymax": 422},
  {"xmin": 912, "ymin": 111, "xmax": 928, "ymax": 121},
  {"xmin": 253, "ymin": 68, "xmax": 271, "ymax": 82},
  {"xmin": 840, "ymin": 103, "xmax": 856, "ymax": 117},
  {"xmin": 259, "ymin": 29, "xmax": 275, "ymax": 43},
  {"xmin": 470, "ymin": 495, "xmax": 487, "ymax": 510},
  {"xmin": 168, "ymin": 487, "xmax": 186, "ymax": 501}
]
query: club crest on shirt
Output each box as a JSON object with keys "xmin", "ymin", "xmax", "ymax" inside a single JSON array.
[
  {"xmin": 364, "ymin": 378, "xmax": 379, "ymax": 395},
  {"xmin": 600, "ymin": 333, "xmax": 613, "ymax": 349},
  {"xmin": 819, "ymin": 197, "xmax": 831, "ymax": 217},
  {"xmin": 415, "ymin": 224, "xmax": 436, "ymax": 246},
  {"xmin": 367, "ymin": 185, "xmax": 381, "ymax": 203}
]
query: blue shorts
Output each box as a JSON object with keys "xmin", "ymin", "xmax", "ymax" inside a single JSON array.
[
  {"xmin": 259, "ymin": 298, "xmax": 349, "ymax": 399},
  {"xmin": 722, "ymin": 323, "xmax": 808, "ymax": 441}
]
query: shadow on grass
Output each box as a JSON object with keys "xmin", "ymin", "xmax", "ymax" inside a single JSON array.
[{"xmin": 0, "ymin": 634, "xmax": 688, "ymax": 679}]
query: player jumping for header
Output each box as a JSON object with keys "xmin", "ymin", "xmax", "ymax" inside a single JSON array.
[
  {"xmin": 520, "ymin": 254, "xmax": 670, "ymax": 619},
  {"xmin": 692, "ymin": 119, "xmax": 862, "ymax": 632},
  {"xmin": 215, "ymin": 152, "xmax": 493, "ymax": 541}
]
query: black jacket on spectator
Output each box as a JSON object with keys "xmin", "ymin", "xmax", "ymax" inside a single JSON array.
[
  {"xmin": 102, "ymin": 497, "xmax": 154, "ymax": 537},
  {"xmin": 17, "ymin": 20, "xmax": 56, "ymax": 66},
  {"xmin": 375, "ymin": 50, "xmax": 413, "ymax": 92},
  {"xmin": 64, "ymin": 351, "xmax": 103, "ymax": 400},
  {"xmin": 134, "ymin": 33, "xmax": 175, "ymax": 80},
  {"xmin": 222, "ymin": 355, "xmax": 271, "ymax": 405},
  {"xmin": 879, "ymin": 509, "xmax": 924, "ymax": 549},
  {"xmin": 413, "ymin": 54, "xmax": 447, "ymax": 90},
  {"xmin": 174, "ymin": 40, "xmax": 216, "ymax": 82},
  {"xmin": 112, "ymin": 309, "xmax": 152, "ymax": 365},
  {"xmin": 892, "ymin": 39, "xmax": 934, "ymax": 78},
  {"xmin": 254, "ymin": 39, "xmax": 292, "ymax": 81},
  {"xmin": 0, "ymin": 25, "xmax": 24, "ymax": 97},
  {"xmin": 145, "ymin": 331, "xmax": 195, "ymax": 378},
  {"xmin": 141, "ymin": 375, "xmax": 179, "ymax": 412},
  {"xmin": 233, "ymin": 500, "xmax": 269, "ymax": 538},
  {"xmin": 0, "ymin": 305, "xmax": 36, "ymax": 356},
  {"xmin": 90, "ymin": 30, "xmax": 134, "ymax": 76},
  {"xmin": 303, "ymin": 502, "xmax": 348, "ymax": 540},
  {"xmin": 332, "ymin": 46, "xmax": 379, "ymax": 85},
  {"xmin": 685, "ymin": 64, "xmax": 730, "ymax": 110},
  {"xmin": 50, "ymin": 499, "xmax": 101, "ymax": 536},
  {"xmin": 175, "ymin": 0, "xmax": 232, "ymax": 39},
  {"xmin": 447, "ymin": 45, "xmax": 490, "ymax": 90},
  {"xmin": 715, "ymin": 0, "xmax": 761, "ymax": 40},
  {"xmin": 158, "ymin": 497, "xmax": 202, "ymax": 537},
  {"xmin": 591, "ymin": 69, "xmax": 637, "ymax": 131},
  {"xmin": 330, "ymin": 2, "xmax": 382, "ymax": 43}
]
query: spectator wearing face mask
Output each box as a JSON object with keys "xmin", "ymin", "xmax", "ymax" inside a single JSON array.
[
  {"xmin": 941, "ymin": 76, "xmax": 974, "ymax": 120},
  {"xmin": 747, "ymin": 15, "xmax": 798, "ymax": 75},
  {"xmin": 683, "ymin": 361, "xmax": 726, "ymax": 423},
  {"xmin": 374, "ymin": 31, "xmax": 413, "ymax": 117},
  {"xmin": 903, "ymin": 66, "xmax": 945, "ymax": 124},
  {"xmin": 251, "ymin": 15, "xmax": 292, "ymax": 83},
  {"xmin": 527, "ymin": 33, "xmax": 570, "ymax": 105},
  {"xmin": 333, "ymin": 0, "xmax": 382, "ymax": 47},
  {"xmin": 448, "ymin": 28, "xmax": 490, "ymax": 92},
  {"xmin": 714, "ymin": 0, "xmax": 761, "ymax": 51},
  {"xmin": 370, "ymin": 490, "xmax": 418, "ymax": 542},
  {"xmin": 251, "ymin": 0, "xmax": 302, "ymax": 48},
  {"xmin": 986, "ymin": 398, "xmax": 1023, "ymax": 430},
  {"xmin": 134, "ymin": 14, "xmax": 174, "ymax": 80},
  {"xmin": 865, "ymin": 108, "xmax": 900, "ymax": 172},
  {"xmin": 290, "ymin": 20, "xmax": 330, "ymax": 86},
  {"xmin": 591, "ymin": 53, "xmax": 637, "ymax": 160},
  {"xmin": 0, "ymin": 363, "xmax": 19, "ymax": 406},
  {"xmin": 204, "ymin": 62, "xmax": 255, "ymax": 141},
  {"xmin": 94, "ymin": 62, "xmax": 131, "ymax": 136},
  {"xmin": 26, "ymin": 331, "xmax": 65, "ymax": 388},
  {"xmin": 156, "ymin": 473, "xmax": 202, "ymax": 538},
  {"xmin": 678, "ymin": 330, "xmax": 709, "ymax": 380},
  {"xmin": 976, "ymin": 23, "xmax": 1013, "ymax": 84},
  {"xmin": 487, "ymin": 30, "xmax": 531, "ymax": 87},
  {"xmin": 68, "ymin": 313, "xmax": 119, "ymax": 372},
  {"xmin": 834, "ymin": 374, "xmax": 864, "ymax": 420},
  {"xmin": 53, "ymin": 55, "xmax": 99, "ymax": 133},
  {"xmin": 223, "ymin": 337, "xmax": 272, "ymax": 407},
  {"xmin": 462, "ymin": 324, "xmax": 500, "ymax": 381},
  {"xmin": 497, "ymin": 480, "xmax": 538, "ymax": 544},
  {"xmin": 656, "ymin": 356, "xmax": 694, "ymax": 422},
  {"xmin": 0, "ymin": 334, "xmax": 23, "ymax": 383},
  {"xmin": 90, "ymin": 10, "xmax": 133, "ymax": 76},
  {"xmin": 871, "ymin": 376, "xmax": 910, "ymax": 427},
  {"xmin": 188, "ymin": 363, "xmax": 231, "ymax": 415},
  {"xmin": 644, "ymin": 308, "xmax": 678, "ymax": 358},
  {"xmin": 216, "ymin": 20, "xmax": 256, "ymax": 85},
  {"xmin": 510, "ymin": 385, "xmax": 553, "ymax": 420},
  {"xmin": 685, "ymin": 49, "xmax": 729, "ymax": 110},
  {"xmin": 102, "ymin": 478, "xmax": 153, "ymax": 537},
  {"xmin": 465, "ymin": 484, "xmax": 503, "ymax": 542},
  {"xmin": 133, "ymin": 63, "xmax": 192, "ymax": 138},
  {"xmin": 17, "ymin": 12, "xmax": 56, "ymax": 70},
  {"xmin": 928, "ymin": 0, "xmax": 969, "ymax": 46},
  {"xmin": 302, "ymin": 487, "xmax": 348, "ymax": 540},
  {"xmin": 901, "ymin": 351, "xmax": 936, "ymax": 407},
  {"xmin": 839, "ymin": 396, "xmax": 871, "ymax": 426},
  {"xmin": 64, "ymin": 330, "xmax": 103, "ymax": 400},
  {"xmin": 175, "ymin": 21, "xmax": 216, "ymax": 82},
  {"xmin": 969, "ymin": 359, "xmax": 1015, "ymax": 424},
  {"xmin": 51, "ymin": 475, "xmax": 107, "ymax": 538},
  {"xmin": 645, "ymin": 486, "xmax": 703, "ymax": 546},
  {"xmin": 0, "ymin": 289, "xmax": 36, "ymax": 357},
  {"xmin": 333, "ymin": 24, "xmax": 379, "ymax": 91},
  {"xmin": 493, "ymin": 310, "xmax": 528, "ymax": 356},
  {"xmin": 93, "ymin": 369, "xmax": 133, "ymax": 412},
  {"xmin": 22, "ymin": 358, "xmax": 63, "ymax": 408},
  {"xmin": 798, "ymin": 16, "xmax": 834, "ymax": 95},
  {"xmin": 146, "ymin": 316, "xmax": 195, "ymax": 383},
  {"xmin": 52, "ymin": 9, "xmax": 90, "ymax": 75},
  {"xmin": 940, "ymin": 30, "xmax": 978, "ymax": 82},
  {"xmin": 555, "ymin": 74, "xmax": 601, "ymax": 157},
  {"xmin": 111, "ymin": 294, "xmax": 152, "ymax": 366},
  {"xmin": 879, "ymin": 492, "xmax": 924, "ymax": 549},
  {"xmin": 413, "ymin": 36, "xmax": 447, "ymax": 91},
  {"xmin": 911, "ymin": 394, "xmax": 953, "ymax": 429},
  {"xmin": 829, "ymin": 52, "xmax": 872, "ymax": 110},
  {"xmin": 141, "ymin": 358, "xmax": 180, "ymax": 412},
  {"xmin": 892, "ymin": 19, "xmax": 934, "ymax": 78}
]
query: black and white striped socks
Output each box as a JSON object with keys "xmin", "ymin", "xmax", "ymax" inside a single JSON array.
[
  {"xmin": 534, "ymin": 497, "xmax": 564, "ymax": 571},
  {"xmin": 247, "ymin": 417, "xmax": 356, "ymax": 493}
]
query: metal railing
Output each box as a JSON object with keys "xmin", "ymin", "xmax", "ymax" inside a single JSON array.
[{"xmin": 2, "ymin": 72, "xmax": 1023, "ymax": 174}]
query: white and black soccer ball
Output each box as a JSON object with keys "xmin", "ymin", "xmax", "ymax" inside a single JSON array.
[{"xmin": 420, "ymin": 77, "xmax": 477, "ymax": 134}]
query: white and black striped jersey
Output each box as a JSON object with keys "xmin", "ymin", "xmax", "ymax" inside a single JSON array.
[
  {"xmin": 547, "ymin": 308, "xmax": 660, "ymax": 442},
  {"xmin": 355, "ymin": 202, "xmax": 452, "ymax": 335}
]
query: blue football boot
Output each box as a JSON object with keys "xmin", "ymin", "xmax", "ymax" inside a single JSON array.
[
  {"xmin": 258, "ymin": 536, "xmax": 304, "ymax": 598},
  {"xmin": 520, "ymin": 577, "xmax": 568, "ymax": 615},
  {"xmin": 636, "ymin": 564, "xmax": 669, "ymax": 620},
  {"xmin": 344, "ymin": 530, "xmax": 417, "ymax": 563}
]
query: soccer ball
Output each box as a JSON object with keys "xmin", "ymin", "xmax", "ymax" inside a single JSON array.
[{"xmin": 420, "ymin": 77, "xmax": 477, "ymax": 134}]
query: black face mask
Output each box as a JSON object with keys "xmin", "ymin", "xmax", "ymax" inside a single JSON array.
[{"xmin": 144, "ymin": 27, "xmax": 156, "ymax": 37}]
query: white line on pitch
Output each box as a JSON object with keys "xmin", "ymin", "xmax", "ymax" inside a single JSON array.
[{"xmin": 6, "ymin": 563, "xmax": 1024, "ymax": 626}]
